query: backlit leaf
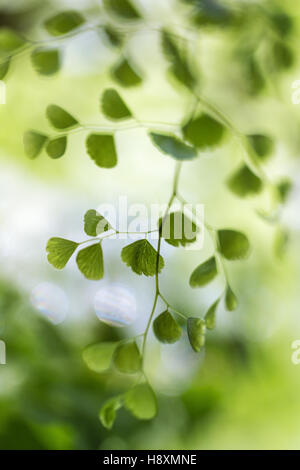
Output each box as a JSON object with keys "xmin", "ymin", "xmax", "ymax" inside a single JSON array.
[
  {"xmin": 217, "ymin": 229, "xmax": 250, "ymax": 260},
  {"xmin": 187, "ymin": 318, "xmax": 206, "ymax": 352},
  {"xmin": 227, "ymin": 164, "xmax": 263, "ymax": 197},
  {"xmin": 103, "ymin": 26, "xmax": 124, "ymax": 47},
  {"xmin": 161, "ymin": 31, "xmax": 196, "ymax": 89},
  {"xmin": 84, "ymin": 209, "xmax": 111, "ymax": 236},
  {"xmin": 277, "ymin": 179, "xmax": 292, "ymax": 203},
  {"xmin": 44, "ymin": 10, "xmax": 85, "ymax": 36},
  {"xmin": 86, "ymin": 134, "xmax": 117, "ymax": 168},
  {"xmin": 46, "ymin": 105, "xmax": 78, "ymax": 130},
  {"xmin": 111, "ymin": 58, "xmax": 142, "ymax": 87},
  {"xmin": 113, "ymin": 341, "xmax": 141, "ymax": 374},
  {"xmin": 160, "ymin": 212, "xmax": 198, "ymax": 247},
  {"xmin": 225, "ymin": 285, "xmax": 238, "ymax": 311},
  {"xmin": 76, "ymin": 243, "xmax": 104, "ymax": 280},
  {"xmin": 83, "ymin": 342, "xmax": 117, "ymax": 373},
  {"xmin": 99, "ymin": 396, "xmax": 122, "ymax": 430},
  {"xmin": 23, "ymin": 131, "xmax": 48, "ymax": 159},
  {"xmin": 150, "ymin": 132, "xmax": 197, "ymax": 160},
  {"xmin": 0, "ymin": 57, "xmax": 10, "ymax": 80},
  {"xmin": 189, "ymin": 257, "xmax": 218, "ymax": 287},
  {"xmin": 121, "ymin": 239, "xmax": 164, "ymax": 276},
  {"xmin": 153, "ymin": 310, "xmax": 182, "ymax": 344},
  {"xmin": 182, "ymin": 114, "xmax": 225, "ymax": 149},
  {"xmin": 46, "ymin": 237, "xmax": 78, "ymax": 269},
  {"xmin": 104, "ymin": 0, "xmax": 141, "ymax": 20},
  {"xmin": 0, "ymin": 28, "xmax": 25, "ymax": 54},
  {"xmin": 101, "ymin": 89, "xmax": 132, "ymax": 120},
  {"xmin": 46, "ymin": 136, "xmax": 67, "ymax": 159},
  {"xmin": 248, "ymin": 134, "xmax": 274, "ymax": 160},
  {"xmin": 31, "ymin": 48, "xmax": 60, "ymax": 76},
  {"xmin": 124, "ymin": 383, "xmax": 157, "ymax": 420},
  {"xmin": 205, "ymin": 299, "xmax": 220, "ymax": 330}
]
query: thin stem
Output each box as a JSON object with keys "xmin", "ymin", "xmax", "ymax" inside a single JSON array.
[{"xmin": 141, "ymin": 162, "xmax": 182, "ymax": 369}]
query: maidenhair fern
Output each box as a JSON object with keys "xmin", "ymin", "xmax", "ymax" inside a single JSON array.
[{"xmin": 1, "ymin": 0, "xmax": 293, "ymax": 429}]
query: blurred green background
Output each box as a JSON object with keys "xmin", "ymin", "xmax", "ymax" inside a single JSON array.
[{"xmin": 0, "ymin": 0, "xmax": 300, "ymax": 449}]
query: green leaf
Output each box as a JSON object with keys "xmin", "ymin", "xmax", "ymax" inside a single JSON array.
[
  {"xmin": 46, "ymin": 136, "xmax": 67, "ymax": 159},
  {"xmin": 111, "ymin": 58, "xmax": 142, "ymax": 87},
  {"xmin": 84, "ymin": 209, "xmax": 111, "ymax": 237},
  {"xmin": 46, "ymin": 237, "xmax": 78, "ymax": 269},
  {"xmin": 44, "ymin": 10, "xmax": 85, "ymax": 36},
  {"xmin": 189, "ymin": 257, "xmax": 218, "ymax": 287},
  {"xmin": 161, "ymin": 31, "xmax": 196, "ymax": 89},
  {"xmin": 187, "ymin": 318, "xmax": 206, "ymax": 352},
  {"xmin": 23, "ymin": 131, "xmax": 48, "ymax": 159},
  {"xmin": 113, "ymin": 341, "xmax": 141, "ymax": 374},
  {"xmin": 150, "ymin": 132, "xmax": 197, "ymax": 161},
  {"xmin": 101, "ymin": 89, "xmax": 132, "ymax": 120},
  {"xmin": 103, "ymin": 26, "xmax": 124, "ymax": 47},
  {"xmin": 227, "ymin": 164, "xmax": 263, "ymax": 197},
  {"xmin": 160, "ymin": 212, "xmax": 198, "ymax": 247},
  {"xmin": 124, "ymin": 383, "xmax": 157, "ymax": 420},
  {"xmin": 277, "ymin": 179, "xmax": 292, "ymax": 203},
  {"xmin": 0, "ymin": 28, "xmax": 25, "ymax": 54},
  {"xmin": 248, "ymin": 134, "xmax": 274, "ymax": 161},
  {"xmin": 76, "ymin": 243, "xmax": 104, "ymax": 280},
  {"xmin": 104, "ymin": 0, "xmax": 141, "ymax": 20},
  {"xmin": 121, "ymin": 239, "xmax": 164, "ymax": 276},
  {"xmin": 182, "ymin": 114, "xmax": 225, "ymax": 149},
  {"xmin": 31, "ymin": 48, "xmax": 60, "ymax": 76},
  {"xmin": 46, "ymin": 105, "xmax": 78, "ymax": 130},
  {"xmin": 82, "ymin": 342, "xmax": 117, "ymax": 373},
  {"xmin": 217, "ymin": 229, "xmax": 250, "ymax": 260},
  {"xmin": 272, "ymin": 41, "xmax": 294, "ymax": 70},
  {"xmin": 0, "ymin": 57, "xmax": 10, "ymax": 80},
  {"xmin": 205, "ymin": 299, "xmax": 220, "ymax": 330},
  {"xmin": 153, "ymin": 310, "xmax": 181, "ymax": 344},
  {"xmin": 225, "ymin": 286, "xmax": 238, "ymax": 311},
  {"xmin": 86, "ymin": 134, "xmax": 117, "ymax": 168},
  {"xmin": 99, "ymin": 397, "xmax": 122, "ymax": 430},
  {"xmin": 244, "ymin": 56, "xmax": 265, "ymax": 96}
]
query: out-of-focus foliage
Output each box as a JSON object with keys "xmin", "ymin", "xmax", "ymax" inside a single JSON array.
[{"xmin": 0, "ymin": 0, "xmax": 300, "ymax": 449}]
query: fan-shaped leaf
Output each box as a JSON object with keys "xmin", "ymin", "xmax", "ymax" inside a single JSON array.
[
  {"xmin": 83, "ymin": 342, "xmax": 117, "ymax": 373},
  {"xmin": 23, "ymin": 131, "xmax": 48, "ymax": 159},
  {"xmin": 76, "ymin": 243, "xmax": 104, "ymax": 280},
  {"xmin": 225, "ymin": 285, "xmax": 238, "ymax": 311},
  {"xmin": 205, "ymin": 299, "xmax": 220, "ymax": 330},
  {"xmin": 153, "ymin": 310, "xmax": 181, "ymax": 344},
  {"xmin": 0, "ymin": 57, "xmax": 10, "ymax": 80},
  {"xmin": 46, "ymin": 136, "xmax": 67, "ymax": 159},
  {"xmin": 227, "ymin": 164, "xmax": 263, "ymax": 197},
  {"xmin": 0, "ymin": 28, "xmax": 25, "ymax": 54},
  {"xmin": 46, "ymin": 237, "xmax": 78, "ymax": 269},
  {"xmin": 113, "ymin": 341, "xmax": 141, "ymax": 374},
  {"xmin": 161, "ymin": 31, "xmax": 196, "ymax": 88},
  {"xmin": 189, "ymin": 257, "xmax": 218, "ymax": 287},
  {"xmin": 111, "ymin": 58, "xmax": 142, "ymax": 87},
  {"xmin": 277, "ymin": 179, "xmax": 292, "ymax": 204},
  {"xmin": 31, "ymin": 48, "xmax": 60, "ymax": 76},
  {"xmin": 121, "ymin": 239, "xmax": 164, "ymax": 276},
  {"xmin": 101, "ymin": 89, "xmax": 132, "ymax": 120},
  {"xmin": 103, "ymin": 26, "xmax": 123, "ymax": 47},
  {"xmin": 248, "ymin": 134, "xmax": 274, "ymax": 160},
  {"xmin": 84, "ymin": 209, "xmax": 111, "ymax": 236},
  {"xmin": 99, "ymin": 396, "xmax": 122, "ymax": 430},
  {"xmin": 150, "ymin": 132, "xmax": 197, "ymax": 160},
  {"xmin": 44, "ymin": 10, "xmax": 85, "ymax": 36},
  {"xmin": 46, "ymin": 105, "xmax": 78, "ymax": 130},
  {"xmin": 217, "ymin": 229, "xmax": 250, "ymax": 260},
  {"xmin": 187, "ymin": 318, "xmax": 206, "ymax": 352},
  {"xmin": 182, "ymin": 114, "xmax": 225, "ymax": 149},
  {"xmin": 124, "ymin": 383, "xmax": 157, "ymax": 420},
  {"xmin": 86, "ymin": 134, "xmax": 117, "ymax": 168},
  {"xmin": 104, "ymin": 0, "xmax": 141, "ymax": 20},
  {"xmin": 160, "ymin": 211, "xmax": 198, "ymax": 247}
]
